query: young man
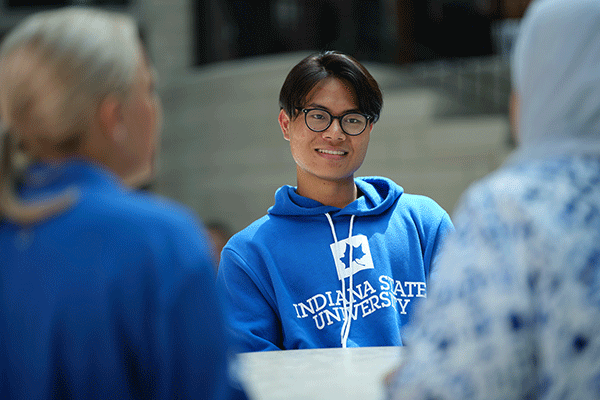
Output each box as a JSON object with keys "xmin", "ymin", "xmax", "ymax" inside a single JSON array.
[{"xmin": 217, "ymin": 51, "xmax": 454, "ymax": 352}]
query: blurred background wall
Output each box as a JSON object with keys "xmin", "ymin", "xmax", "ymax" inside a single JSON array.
[{"xmin": 1, "ymin": 0, "xmax": 532, "ymax": 233}]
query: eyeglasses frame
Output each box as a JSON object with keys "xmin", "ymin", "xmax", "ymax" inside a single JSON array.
[{"xmin": 299, "ymin": 108, "xmax": 372, "ymax": 136}]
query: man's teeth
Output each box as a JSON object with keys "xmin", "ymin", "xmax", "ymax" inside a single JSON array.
[{"xmin": 318, "ymin": 149, "xmax": 346, "ymax": 155}]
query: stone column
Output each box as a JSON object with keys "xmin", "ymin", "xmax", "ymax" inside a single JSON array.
[{"xmin": 137, "ymin": 0, "xmax": 193, "ymax": 84}]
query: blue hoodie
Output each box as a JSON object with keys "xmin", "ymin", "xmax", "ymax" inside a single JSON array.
[
  {"xmin": 217, "ymin": 176, "xmax": 454, "ymax": 352},
  {"xmin": 0, "ymin": 160, "xmax": 246, "ymax": 400}
]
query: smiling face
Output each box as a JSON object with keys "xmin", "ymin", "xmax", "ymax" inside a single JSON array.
[{"xmin": 279, "ymin": 77, "xmax": 371, "ymax": 194}]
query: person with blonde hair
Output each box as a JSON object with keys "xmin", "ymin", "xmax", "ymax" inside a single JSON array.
[
  {"xmin": 386, "ymin": 0, "xmax": 600, "ymax": 398},
  {"xmin": 0, "ymin": 7, "xmax": 245, "ymax": 399}
]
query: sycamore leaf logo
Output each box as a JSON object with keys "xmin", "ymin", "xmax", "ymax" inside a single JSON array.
[
  {"xmin": 341, "ymin": 242, "xmax": 367, "ymax": 268},
  {"xmin": 330, "ymin": 234, "xmax": 374, "ymax": 280}
]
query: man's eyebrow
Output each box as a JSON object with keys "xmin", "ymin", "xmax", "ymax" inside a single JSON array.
[{"xmin": 305, "ymin": 103, "xmax": 362, "ymax": 113}]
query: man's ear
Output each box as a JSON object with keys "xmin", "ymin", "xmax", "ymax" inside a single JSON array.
[
  {"xmin": 97, "ymin": 94, "xmax": 125, "ymax": 143},
  {"xmin": 365, "ymin": 121, "xmax": 374, "ymax": 135},
  {"xmin": 278, "ymin": 109, "xmax": 291, "ymax": 141}
]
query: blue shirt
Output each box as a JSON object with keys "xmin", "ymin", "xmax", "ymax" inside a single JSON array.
[{"xmin": 0, "ymin": 160, "xmax": 245, "ymax": 400}]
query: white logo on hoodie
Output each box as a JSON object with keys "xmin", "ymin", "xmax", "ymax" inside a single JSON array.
[{"xmin": 330, "ymin": 234, "xmax": 374, "ymax": 280}]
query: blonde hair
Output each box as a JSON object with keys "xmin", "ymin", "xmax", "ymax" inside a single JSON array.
[{"xmin": 0, "ymin": 7, "xmax": 141, "ymax": 225}]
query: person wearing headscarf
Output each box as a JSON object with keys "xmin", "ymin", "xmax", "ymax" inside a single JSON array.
[
  {"xmin": 0, "ymin": 7, "xmax": 246, "ymax": 399},
  {"xmin": 385, "ymin": 0, "xmax": 600, "ymax": 398}
]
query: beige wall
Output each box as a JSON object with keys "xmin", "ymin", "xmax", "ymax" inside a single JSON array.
[{"xmin": 139, "ymin": 0, "xmax": 514, "ymax": 233}]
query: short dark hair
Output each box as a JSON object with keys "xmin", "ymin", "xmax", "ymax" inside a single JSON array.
[{"xmin": 278, "ymin": 51, "xmax": 383, "ymax": 123}]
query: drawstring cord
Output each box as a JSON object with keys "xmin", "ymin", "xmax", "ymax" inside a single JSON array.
[
  {"xmin": 343, "ymin": 215, "xmax": 355, "ymax": 347},
  {"xmin": 325, "ymin": 212, "xmax": 356, "ymax": 348}
]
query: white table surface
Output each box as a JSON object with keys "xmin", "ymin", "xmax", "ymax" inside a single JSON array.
[{"xmin": 237, "ymin": 346, "xmax": 402, "ymax": 400}]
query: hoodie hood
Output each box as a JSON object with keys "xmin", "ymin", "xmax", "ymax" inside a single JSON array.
[
  {"xmin": 507, "ymin": 0, "xmax": 600, "ymax": 164},
  {"xmin": 268, "ymin": 176, "xmax": 404, "ymax": 217}
]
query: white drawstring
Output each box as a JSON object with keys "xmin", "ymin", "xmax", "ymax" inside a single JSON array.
[
  {"xmin": 325, "ymin": 212, "xmax": 356, "ymax": 348},
  {"xmin": 342, "ymin": 215, "xmax": 355, "ymax": 348}
]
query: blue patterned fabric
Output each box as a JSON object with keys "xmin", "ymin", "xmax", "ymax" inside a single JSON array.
[{"xmin": 386, "ymin": 155, "xmax": 600, "ymax": 399}]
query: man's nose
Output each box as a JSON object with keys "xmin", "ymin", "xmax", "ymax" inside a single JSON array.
[{"xmin": 322, "ymin": 118, "xmax": 346, "ymax": 141}]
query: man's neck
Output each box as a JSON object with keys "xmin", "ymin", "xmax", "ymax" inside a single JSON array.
[{"xmin": 296, "ymin": 174, "xmax": 357, "ymax": 209}]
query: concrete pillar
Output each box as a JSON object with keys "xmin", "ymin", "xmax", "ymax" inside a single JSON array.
[{"xmin": 137, "ymin": 0, "xmax": 193, "ymax": 84}]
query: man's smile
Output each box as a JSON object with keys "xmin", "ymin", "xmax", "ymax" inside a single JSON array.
[{"xmin": 317, "ymin": 149, "xmax": 347, "ymax": 156}]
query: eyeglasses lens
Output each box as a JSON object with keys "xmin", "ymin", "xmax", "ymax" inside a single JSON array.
[
  {"xmin": 341, "ymin": 114, "xmax": 368, "ymax": 135},
  {"xmin": 305, "ymin": 109, "xmax": 330, "ymax": 131},
  {"xmin": 304, "ymin": 109, "xmax": 367, "ymax": 135}
]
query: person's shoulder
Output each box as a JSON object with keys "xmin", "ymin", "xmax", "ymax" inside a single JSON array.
[
  {"xmin": 93, "ymin": 186, "xmax": 196, "ymax": 222},
  {"xmin": 218, "ymin": 214, "xmax": 279, "ymax": 275},
  {"xmin": 400, "ymin": 192, "xmax": 443, "ymax": 207},
  {"xmin": 226, "ymin": 213, "xmax": 273, "ymax": 247},
  {"xmin": 128, "ymin": 191, "xmax": 201, "ymax": 228},
  {"xmin": 397, "ymin": 193, "xmax": 454, "ymax": 238},
  {"xmin": 357, "ymin": 175, "xmax": 448, "ymax": 216},
  {"xmin": 397, "ymin": 192, "xmax": 448, "ymax": 217},
  {"xmin": 458, "ymin": 162, "xmax": 537, "ymax": 207},
  {"xmin": 78, "ymin": 186, "xmax": 205, "ymax": 245},
  {"xmin": 455, "ymin": 157, "xmax": 581, "ymax": 224}
]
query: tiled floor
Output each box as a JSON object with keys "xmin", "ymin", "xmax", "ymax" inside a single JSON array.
[{"xmin": 155, "ymin": 52, "xmax": 514, "ymax": 232}]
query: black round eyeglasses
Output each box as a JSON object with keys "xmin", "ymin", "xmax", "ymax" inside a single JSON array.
[{"xmin": 300, "ymin": 108, "xmax": 372, "ymax": 136}]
